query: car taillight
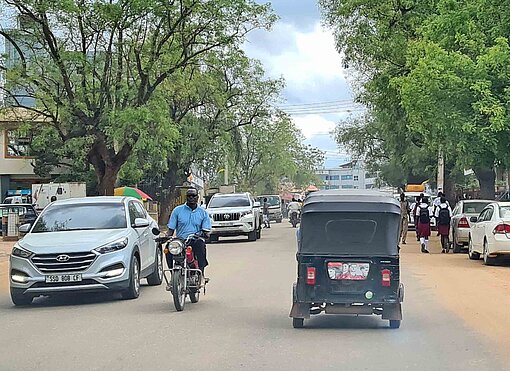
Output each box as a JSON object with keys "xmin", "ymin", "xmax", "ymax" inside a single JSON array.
[
  {"xmin": 306, "ymin": 267, "xmax": 316, "ymax": 285},
  {"xmin": 493, "ymin": 224, "xmax": 510, "ymax": 234},
  {"xmin": 381, "ymin": 269, "xmax": 391, "ymax": 287},
  {"xmin": 458, "ymin": 217, "xmax": 469, "ymax": 228}
]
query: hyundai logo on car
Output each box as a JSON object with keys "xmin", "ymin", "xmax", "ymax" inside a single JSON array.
[{"xmin": 56, "ymin": 254, "xmax": 70, "ymax": 262}]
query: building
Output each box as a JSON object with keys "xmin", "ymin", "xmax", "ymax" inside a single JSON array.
[
  {"xmin": 0, "ymin": 108, "xmax": 50, "ymax": 200},
  {"xmin": 316, "ymin": 160, "xmax": 377, "ymax": 190}
]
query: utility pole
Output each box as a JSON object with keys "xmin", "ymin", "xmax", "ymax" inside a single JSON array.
[{"xmin": 437, "ymin": 151, "xmax": 445, "ymax": 193}]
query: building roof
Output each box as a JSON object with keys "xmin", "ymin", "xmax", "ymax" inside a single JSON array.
[{"xmin": 0, "ymin": 107, "xmax": 47, "ymax": 124}]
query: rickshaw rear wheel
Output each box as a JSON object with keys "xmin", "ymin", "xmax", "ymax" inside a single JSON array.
[
  {"xmin": 292, "ymin": 318, "xmax": 304, "ymax": 328},
  {"xmin": 389, "ymin": 320, "xmax": 401, "ymax": 329}
]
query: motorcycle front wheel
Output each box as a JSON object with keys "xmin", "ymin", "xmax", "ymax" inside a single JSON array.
[{"xmin": 171, "ymin": 269, "xmax": 186, "ymax": 311}]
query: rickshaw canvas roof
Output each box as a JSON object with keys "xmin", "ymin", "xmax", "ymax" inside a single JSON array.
[{"xmin": 303, "ymin": 190, "xmax": 401, "ymax": 214}]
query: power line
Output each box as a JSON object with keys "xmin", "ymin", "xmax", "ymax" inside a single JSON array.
[{"xmin": 278, "ymin": 99, "xmax": 355, "ymax": 108}]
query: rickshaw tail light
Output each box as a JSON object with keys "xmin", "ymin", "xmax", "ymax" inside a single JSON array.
[
  {"xmin": 306, "ymin": 267, "xmax": 316, "ymax": 285},
  {"xmin": 381, "ymin": 269, "xmax": 391, "ymax": 287}
]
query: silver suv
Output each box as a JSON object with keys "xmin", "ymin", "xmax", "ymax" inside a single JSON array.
[
  {"xmin": 207, "ymin": 192, "xmax": 261, "ymax": 242},
  {"xmin": 9, "ymin": 197, "xmax": 163, "ymax": 306}
]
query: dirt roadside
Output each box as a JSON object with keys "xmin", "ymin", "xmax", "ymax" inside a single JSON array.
[
  {"xmin": 0, "ymin": 241, "xmax": 14, "ymax": 294},
  {"xmin": 402, "ymin": 232, "xmax": 510, "ymax": 361}
]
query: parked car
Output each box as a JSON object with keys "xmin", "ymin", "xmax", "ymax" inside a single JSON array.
[
  {"xmin": 450, "ymin": 199, "xmax": 492, "ymax": 253},
  {"xmin": 9, "ymin": 196, "xmax": 163, "ymax": 306},
  {"xmin": 207, "ymin": 192, "xmax": 261, "ymax": 242},
  {"xmin": 0, "ymin": 204, "xmax": 38, "ymax": 226},
  {"xmin": 468, "ymin": 202, "xmax": 510, "ymax": 265},
  {"xmin": 256, "ymin": 195, "xmax": 283, "ymax": 223}
]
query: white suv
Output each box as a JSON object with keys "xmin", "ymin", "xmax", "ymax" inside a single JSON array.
[{"xmin": 207, "ymin": 193, "xmax": 261, "ymax": 242}]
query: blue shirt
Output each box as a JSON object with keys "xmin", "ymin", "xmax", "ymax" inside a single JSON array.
[{"xmin": 167, "ymin": 203, "xmax": 211, "ymax": 239}]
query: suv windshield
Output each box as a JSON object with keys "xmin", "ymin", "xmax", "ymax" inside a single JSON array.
[
  {"xmin": 463, "ymin": 202, "xmax": 490, "ymax": 214},
  {"xmin": 257, "ymin": 196, "xmax": 280, "ymax": 206},
  {"xmin": 208, "ymin": 195, "xmax": 251, "ymax": 208},
  {"xmin": 32, "ymin": 203, "xmax": 127, "ymax": 232}
]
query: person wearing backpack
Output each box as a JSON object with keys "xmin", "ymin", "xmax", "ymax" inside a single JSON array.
[
  {"xmin": 434, "ymin": 196, "xmax": 453, "ymax": 253},
  {"xmin": 410, "ymin": 195, "xmax": 421, "ymax": 241},
  {"xmin": 416, "ymin": 196, "xmax": 432, "ymax": 253}
]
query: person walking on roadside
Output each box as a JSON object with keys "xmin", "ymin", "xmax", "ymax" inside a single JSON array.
[
  {"xmin": 262, "ymin": 197, "xmax": 270, "ymax": 229},
  {"xmin": 435, "ymin": 196, "xmax": 453, "ymax": 253},
  {"xmin": 410, "ymin": 195, "xmax": 421, "ymax": 241},
  {"xmin": 399, "ymin": 193, "xmax": 410, "ymax": 245},
  {"xmin": 416, "ymin": 196, "xmax": 432, "ymax": 253}
]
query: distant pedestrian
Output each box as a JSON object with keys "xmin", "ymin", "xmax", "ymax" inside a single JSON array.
[
  {"xmin": 399, "ymin": 193, "xmax": 410, "ymax": 245},
  {"xmin": 262, "ymin": 197, "xmax": 270, "ymax": 228},
  {"xmin": 435, "ymin": 196, "xmax": 452, "ymax": 253},
  {"xmin": 410, "ymin": 195, "xmax": 421, "ymax": 241},
  {"xmin": 416, "ymin": 196, "xmax": 432, "ymax": 253}
]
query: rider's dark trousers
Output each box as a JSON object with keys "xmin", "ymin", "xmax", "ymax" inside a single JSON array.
[{"xmin": 165, "ymin": 238, "xmax": 208, "ymax": 272}]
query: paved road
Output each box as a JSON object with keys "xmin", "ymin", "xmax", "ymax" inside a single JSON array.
[{"xmin": 0, "ymin": 223, "xmax": 508, "ymax": 370}]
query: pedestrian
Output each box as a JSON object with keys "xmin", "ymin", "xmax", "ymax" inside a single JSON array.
[
  {"xmin": 399, "ymin": 193, "xmax": 410, "ymax": 245},
  {"xmin": 435, "ymin": 196, "xmax": 452, "ymax": 253},
  {"xmin": 262, "ymin": 197, "xmax": 270, "ymax": 229},
  {"xmin": 416, "ymin": 196, "xmax": 432, "ymax": 253},
  {"xmin": 410, "ymin": 195, "xmax": 421, "ymax": 241}
]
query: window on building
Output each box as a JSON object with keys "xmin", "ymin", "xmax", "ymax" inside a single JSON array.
[
  {"xmin": 341, "ymin": 175, "xmax": 353, "ymax": 181},
  {"xmin": 330, "ymin": 175, "xmax": 340, "ymax": 181},
  {"xmin": 342, "ymin": 185, "xmax": 354, "ymax": 189},
  {"xmin": 354, "ymin": 175, "xmax": 359, "ymax": 181},
  {"xmin": 5, "ymin": 130, "xmax": 32, "ymax": 158}
]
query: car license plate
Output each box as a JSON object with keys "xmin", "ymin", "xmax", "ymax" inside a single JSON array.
[
  {"xmin": 45, "ymin": 274, "xmax": 82, "ymax": 283},
  {"xmin": 221, "ymin": 222, "xmax": 234, "ymax": 226},
  {"xmin": 327, "ymin": 262, "xmax": 370, "ymax": 281}
]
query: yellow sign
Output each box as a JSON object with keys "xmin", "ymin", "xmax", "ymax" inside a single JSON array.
[{"xmin": 405, "ymin": 184, "xmax": 425, "ymax": 192}]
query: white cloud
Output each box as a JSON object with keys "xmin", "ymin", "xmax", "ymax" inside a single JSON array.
[{"xmin": 292, "ymin": 114, "xmax": 337, "ymax": 139}]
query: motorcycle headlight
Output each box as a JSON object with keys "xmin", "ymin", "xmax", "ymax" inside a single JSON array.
[
  {"xmin": 95, "ymin": 237, "xmax": 128, "ymax": 254},
  {"xmin": 168, "ymin": 240, "xmax": 184, "ymax": 255},
  {"xmin": 240, "ymin": 210, "xmax": 252, "ymax": 217},
  {"xmin": 12, "ymin": 244, "xmax": 33, "ymax": 259}
]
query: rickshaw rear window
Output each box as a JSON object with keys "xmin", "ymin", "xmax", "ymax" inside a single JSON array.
[{"xmin": 300, "ymin": 212, "xmax": 399, "ymax": 255}]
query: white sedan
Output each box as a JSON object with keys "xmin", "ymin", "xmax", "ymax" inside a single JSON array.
[{"xmin": 468, "ymin": 202, "xmax": 510, "ymax": 265}]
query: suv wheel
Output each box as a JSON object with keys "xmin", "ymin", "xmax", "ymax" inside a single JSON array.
[
  {"xmin": 10, "ymin": 288, "xmax": 33, "ymax": 306},
  {"xmin": 147, "ymin": 248, "xmax": 163, "ymax": 286},
  {"xmin": 122, "ymin": 254, "xmax": 140, "ymax": 300},
  {"xmin": 248, "ymin": 229, "xmax": 257, "ymax": 241}
]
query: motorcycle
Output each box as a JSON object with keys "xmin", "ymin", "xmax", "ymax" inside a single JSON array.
[
  {"xmin": 290, "ymin": 210, "xmax": 300, "ymax": 228},
  {"xmin": 155, "ymin": 233, "xmax": 207, "ymax": 311}
]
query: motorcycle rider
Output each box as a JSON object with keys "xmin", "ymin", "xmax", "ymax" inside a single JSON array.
[
  {"xmin": 287, "ymin": 198, "xmax": 301, "ymax": 223},
  {"xmin": 166, "ymin": 188, "xmax": 211, "ymax": 279}
]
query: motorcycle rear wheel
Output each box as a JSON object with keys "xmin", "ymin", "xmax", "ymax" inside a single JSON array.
[{"xmin": 171, "ymin": 270, "xmax": 186, "ymax": 311}]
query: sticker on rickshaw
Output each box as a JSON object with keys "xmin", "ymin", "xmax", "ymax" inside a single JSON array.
[{"xmin": 327, "ymin": 262, "xmax": 370, "ymax": 281}]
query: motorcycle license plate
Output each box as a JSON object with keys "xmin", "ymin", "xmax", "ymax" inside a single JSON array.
[
  {"xmin": 327, "ymin": 262, "xmax": 370, "ymax": 281},
  {"xmin": 45, "ymin": 274, "xmax": 82, "ymax": 283}
]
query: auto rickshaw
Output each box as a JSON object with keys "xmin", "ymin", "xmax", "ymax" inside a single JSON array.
[{"xmin": 290, "ymin": 190, "xmax": 404, "ymax": 329}]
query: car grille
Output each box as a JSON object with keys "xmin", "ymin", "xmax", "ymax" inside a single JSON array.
[
  {"xmin": 31, "ymin": 252, "xmax": 96, "ymax": 273},
  {"xmin": 213, "ymin": 213, "xmax": 241, "ymax": 222}
]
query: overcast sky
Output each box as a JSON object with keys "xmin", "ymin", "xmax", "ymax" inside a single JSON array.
[{"xmin": 244, "ymin": 0, "xmax": 355, "ymax": 168}]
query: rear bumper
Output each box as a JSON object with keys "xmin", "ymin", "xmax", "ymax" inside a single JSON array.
[{"xmin": 455, "ymin": 228, "xmax": 470, "ymax": 244}]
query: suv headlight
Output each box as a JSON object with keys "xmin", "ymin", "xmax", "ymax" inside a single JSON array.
[
  {"xmin": 12, "ymin": 244, "xmax": 33, "ymax": 258},
  {"xmin": 168, "ymin": 240, "xmax": 184, "ymax": 255},
  {"xmin": 94, "ymin": 237, "xmax": 128, "ymax": 254},
  {"xmin": 240, "ymin": 210, "xmax": 252, "ymax": 217}
]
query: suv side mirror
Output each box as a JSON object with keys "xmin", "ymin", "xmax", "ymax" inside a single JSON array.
[
  {"xmin": 253, "ymin": 202, "xmax": 261, "ymax": 208},
  {"xmin": 19, "ymin": 223, "xmax": 31, "ymax": 234},
  {"xmin": 133, "ymin": 218, "xmax": 150, "ymax": 228},
  {"xmin": 470, "ymin": 216, "xmax": 478, "ymax": 223}
]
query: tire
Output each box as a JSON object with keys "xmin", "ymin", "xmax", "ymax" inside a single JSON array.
[
  {"xmin": 483, "ymin": 240, "xmax": 496, "ymax": 266},
  {"xmin": 10, "ymin": 288, "xmax": 32, "ymax": 306},
  {"xmin": 209, "ymin": 235, "xmax": 219, "ymax": 243},
  {"xmin": 146, "ymin": 248, "xmax": 163, "ymax": 286},
  {"xmin": 468, "ymin": 237, "xmax": 480, "ymax": 260},
  {"xmin": 256, "ymin": 227, "xmax": 261, "ymax": 239},
  {"xmin": 248, "ymin": 229, "xmax": 257, "ymax": 241},
  {"xmin": 189, "ymin": 288, "xmax": 200, "ymax": 303},
  {"xmin": 276, "ymin": 219, "xmax": 282, "ymax": 223},
  {"xmin": 389, "ymin": 320, "xmax": 401, "ymax": 329},
  {"xmin": 452, "ymin": 232, "xmax": 462, "ymax": 253},
  {"xmin": 171, "ymin": 269, "xmax": 186, "ymax": 311},
  {"xmin": 122, "ymin": 254, "xmax": 141, "ymax": 300},
  {"xmin": 292, "ymin": 318, "xmax": 304, "ymax": 328}
]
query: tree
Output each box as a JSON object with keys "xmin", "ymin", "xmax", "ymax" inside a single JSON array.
[{"xmin": 1, "ymin": 0, "xmax": 275, "ymax": 195}]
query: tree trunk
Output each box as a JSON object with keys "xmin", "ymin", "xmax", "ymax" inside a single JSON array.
[
  {"xmin": 474, "ymin": 166, "xmax": 496, "ymax": 200},
  {"xmin": 444, "ymin": 160, "xmax": 457, "ymax": 207},
  {"xmin": 158, "ymin": 159, "xmax": 186, "ymax": 225},
  {"xmin": 88, "ymin": 137, "xmax": 127, "ymax": 196},
  {"xmin": 96, "ymin": 166, "xmax": 120, "ymax": 196}
]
